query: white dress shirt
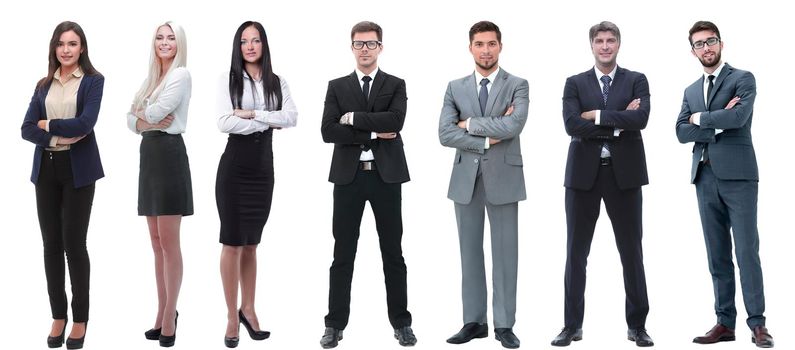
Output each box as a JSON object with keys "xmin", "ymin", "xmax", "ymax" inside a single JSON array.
[
  {"xmin": 691, "ymin": 62, "xmax": 725, "ymax": 135},
  {"xmin": 217, "ymin": 71, "xmax": 298, "ymax": 135},
  {"xmin": 592, "ymin": 65, "xmax": 621, "ymax": 158},
  {"xmin": 354, "ymin": 67, "xmax": 378, "ymax": 161},
  {"xmin": 126, "ymin": 67, "xmax": 192, "ymax": 134}
]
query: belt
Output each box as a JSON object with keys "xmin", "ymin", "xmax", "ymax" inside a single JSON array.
[
  {"xmin": 600, "ymin": 157, "xmax": 612, "ymax": 166},
  {"xmin": 360, "ymin": 161, "xmax": 375, "ymax": 171}
]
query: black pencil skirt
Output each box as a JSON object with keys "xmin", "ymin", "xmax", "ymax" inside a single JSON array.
[
  {"xmin": 138, "ymin": 131, "xmax": 194, "ymax": 216},
  {"xmin": 215, "ymin": 130, "xmax": 274, "ymax": 246}
]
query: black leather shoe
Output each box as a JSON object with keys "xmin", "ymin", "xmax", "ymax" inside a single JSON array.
[
  {"xmin": 146, "ymin": 310, "xmax": 178, "ymax": 341},
  {"xmin": 320, "ymin": 327, "xmax": 343, "ymax": 349},
  {"xmin": 628, "ymin": 328, "xmax": 654, "ymax": 347},
  {"xmin": 495, "ymin": 328, "xmax": 520, "ymax": 349},
  {"xmin": 447, "ymin": 322, "xmax": 488, "ymax": 344},
  {"xmin": 394, "ymin": 326, "xmax": 417, "ymax": 346},
  {"xmin": 551, "ymin": 327, "xmax": 583, "ymax": 346},
  {"xmin": 239, "ymin": 309, "xmax": 270, "ymax": 340},
  {"xmin": 48, "ymin": 318, "xmax": 68, "ymax": 348},
  {"xmin": 224, "ymin": 336, "xmax": 239, "ymax": 348},
  {"xmin": 65, "ymin": 323, "xmax": 86, "ymax": 350}
]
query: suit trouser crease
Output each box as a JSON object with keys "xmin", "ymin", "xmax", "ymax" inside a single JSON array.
[
  {"xmin": 564, "ymin": 164, "xmax": 648, "ymax": 329},
  {"xmin": 326, "ymin": 168, "xmax": 411, "ymax": 329},
  {"xmin": 695, "ymin": 164, "xmax": 765, "ymax": 329},
  {"xmin": 35, "ymin": 150, "xmax": 95, "ymax": 322},
  {"xmin": 455, "ymin": 174, "xmax": 518, "ymax": 328}
]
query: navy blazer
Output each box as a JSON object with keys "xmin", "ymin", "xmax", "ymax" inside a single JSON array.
[
  {"xmin": 21, "ymin": 74, "xmax": 105, "ymax": 188},
  {"xmin": 562, "ymin": 66, "xmax": 650, "ymax": 191},
  {"xmin": 321, "ymin": 70, "xmax": 410, "ymax": 185},
  {"xmin": 676, "ymin": 63, "xmax": 758, "ymax": 183}
]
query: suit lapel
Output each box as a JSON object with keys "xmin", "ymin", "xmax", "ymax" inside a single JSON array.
[
  {"xmin": 346, "ymin": 71, "xmax": 367, "ymax": 110},
  {"xmin": 586, "ymin": 69, "xmax": 603, "ymax": 108},
  {"xmin": 606, "ymin": 67, "xmax": 626, "ymax": 109},
  {"xmin": 707, "ymin": 63, "xmax": 732, "ymax": 109},
  {"xmin": 366, "ymin": 70, "xmax": 386, "ymax": 111},
  {"xmin": 485, "ymin": 69, "xmax": 507, "ymax": 116},
  {"xmin": 463, "ymin": 73, "xmax": 482, "ymax": 117}
]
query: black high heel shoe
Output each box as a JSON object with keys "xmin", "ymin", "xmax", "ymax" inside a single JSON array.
[
  {"xmin": 65, "ymin": 322, "xmax": 86, "ymax": 349},
  {"xmin": 146, "ymin": 310, "xmax": 178, "ymax": 340},
  {"xmin": 47, "ymin": 317, "xmax": 68, "ymax": 348},
  {"xmin": 159, "ymin": 312, "xmax": 179, "ymax": 347},
  {"xmin": 239, "ymin": 309, "xmax": 270, "ymax": 340},
  {"xmin": 224, "ymin": 335, "xmax": 240, "ymax": 348}
]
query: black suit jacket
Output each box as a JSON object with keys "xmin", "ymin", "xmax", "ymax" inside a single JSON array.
[
  {"xmin": 563, "ymin": 66, "xmax": 650, "ymax": 191},
  {"xmin": 321, "ymin": 70, "xmax": 410, "ymax": 185}
]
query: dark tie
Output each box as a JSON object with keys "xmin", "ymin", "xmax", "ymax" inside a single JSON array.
[
  {"xmin": 706, "ymin": 74, "xmax": 715, "ymax": 105},
  {"xmin": 362, "ymin": 75, "xmax": 372, "ymax": 102},
  {"xmin": 600, "ymin": 75, "xmax": 611, "ymax": 105},
  {"xmin": 479, "ymin": 78, "xmax": 489, "ymax": 116}
]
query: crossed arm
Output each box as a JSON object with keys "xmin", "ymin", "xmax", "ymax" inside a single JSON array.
[
  {"xmin": 321, "ymin": 79, "xmax": 406, "ymax": 145},
  {"xmin": 676, "ymin": 74, "xmax": 750, "ymax": 144},
  {"xmin": 22, "ymin": 77, "xmax": 104, "ymax": 147}
]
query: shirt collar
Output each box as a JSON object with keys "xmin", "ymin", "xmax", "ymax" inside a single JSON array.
[
  {"xmin": 53, "ymin": 67, "xmax": 84, "ymax": 82},
  {"xmin": 593, "ymin": 65, "xmax": 617, "ymax": 82},
  {"xmin": 475, "ymin": 66, "xmax": 500, "ymax": 84},
  {"xmin": 356, "ymin": 67, "xmax": 379, "ymax": 82},
  {"xmin": 704, "ymin": 61, "xmax": 726, "ymax": 81}
]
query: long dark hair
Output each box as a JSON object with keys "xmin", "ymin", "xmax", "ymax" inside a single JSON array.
[
  {"xmin": 39, "ymin": 21, "xmax": 100, "ymax": 88},
  {"xmin": 229, "ymin": 21, "xmax": 282, "ymax": 110}
]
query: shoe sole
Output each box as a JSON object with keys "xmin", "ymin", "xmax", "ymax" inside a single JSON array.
[
  {"xmin": 551, "ymin": 335, "xmax": 582, "ymax": 346},
  {"xmin": 446, "ymin": 331, "xmax": 488, "ymax": 344},
  {"xmin": 628, "ymin": 336, "xmax": 654, "ymax": 347},
  {"xmin": 693, "ymin": 335, "xmax": 735, "ymax": 344}
]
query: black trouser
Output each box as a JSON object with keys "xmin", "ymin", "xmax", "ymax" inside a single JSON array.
[
  {"xmin": 35, "ymin": 150, "xmax": 95, "ymax": 322},
  {"xmin": 564, "ymin": 163, "xmax": 649, "ymax": 329},
  {"xmin": 325, "ymin": 164, "xmax": 412, "ymax": 330}
]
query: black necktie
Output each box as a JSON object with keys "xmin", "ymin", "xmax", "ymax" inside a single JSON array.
[
  {"xmin": 600, "ymin": 75, "xmax": 611, "ymax": 105},
  {"xmin": 706, "ymin": 74, "xmax": 715, "ymax": 105},
  {"xmin": 362, "ymin": 76, "xmax": 372, "ymax": 102},
  {"xmin": 479, "ymin": 78, "xmax": 489, "ymax": 116}
]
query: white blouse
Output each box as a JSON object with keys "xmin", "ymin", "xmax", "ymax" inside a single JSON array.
[
  {"xmin": 217, "ymin": 72, "xmax": 298, "ymax": 134},
  {"xmin": 126, "ymin": 67, "xmax": 192, "ymax": 134}
]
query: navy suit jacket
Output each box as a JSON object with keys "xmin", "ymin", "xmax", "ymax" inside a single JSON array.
[
  {"xmin": 676, "ymin": 63, "xmax": 758, "ymax": 183},
  {"xmin": 563, "ymin": 66, "xmax": 650, "ymax": 191},
  {"xmin": 321, "ymin": 70, "xmax": 410, "ymax": 185},
  {"xmin": 21, "ymin": 74, "xmax": 105, "ymax": 188}
]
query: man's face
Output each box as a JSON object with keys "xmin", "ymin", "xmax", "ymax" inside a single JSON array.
[
  {"xmin": 351, "ymin": 31, "xmax": 381, "ymax": 70},
  {"xmin": 591, "ymin": 31, "xmax": 620, "ymax": 67},
  {"xmin": 469, "ymin": 31, "xmax": 501, "ymax": 72},
  {"xmin": 690, "ymin": 30, "xmax": 723, "ymax": 69}
]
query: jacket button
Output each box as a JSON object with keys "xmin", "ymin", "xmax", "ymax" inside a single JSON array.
[
  {"xmin": 474, "ymin": 159, "xmax": 479, "ymax": 164},
  {"xmin": 360, "ymin": 145, "xmax": 364, "ymax": 149}
]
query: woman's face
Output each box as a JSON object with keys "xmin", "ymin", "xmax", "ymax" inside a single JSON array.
[
  {"xmin": 55, "ymin": 30, "xmax": 82, "ymax": 70},
  {"xmin": 155, "ymin": 25, "xmax": 177, "ymax": 62},
  {"xmin": 240, "ymin": 26, "xmax": 262, "ymax": 64}
]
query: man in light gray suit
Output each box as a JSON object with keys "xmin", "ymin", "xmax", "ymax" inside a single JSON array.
[
  {"xmin": 676, "ymin": 20, "xmax": 773, "ymax": 348},
  {"xmin": 439, "ymin": 21, "xmax": 528, "ymax": 350}
]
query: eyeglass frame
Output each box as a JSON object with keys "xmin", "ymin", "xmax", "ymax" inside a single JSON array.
[
  {"xmin": 692, "ymin": 37, "xmax": 720, "ymax": 50},
  {"xmin": 352, "ymin": 40, "xmax": 382, "ymax": 50}
]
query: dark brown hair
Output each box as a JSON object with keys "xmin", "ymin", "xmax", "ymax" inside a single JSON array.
[
  {"xmin": 351, "ymin": 21, "xmax": 382, "ymax": 41},
  {"xmin": 688, "ymin": 21, "xmax": 721, "ymax": 45},
  {"xmin": 589, "ymin": 21, "xmax": 621, "ymax": 43},
  {"xmin": 39, "ymin": 21, "xmax": 100, "ymax": 88},
  {"xmin": 469, "ymin": 21, "xmax": 501, "ymax": 43}
]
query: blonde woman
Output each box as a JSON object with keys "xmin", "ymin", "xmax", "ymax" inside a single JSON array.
[{"xmin": 126, "ymin": 21, "xmax": 192, "ymax": 348}]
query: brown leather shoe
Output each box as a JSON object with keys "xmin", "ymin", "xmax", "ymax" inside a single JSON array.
[
  {"xmin": 751, "ymin": 326, "xmax": 773, "ymax": 348},
  {"xmin": 693, "ymin": 324, "xmax": 735, "ymax": 344}
]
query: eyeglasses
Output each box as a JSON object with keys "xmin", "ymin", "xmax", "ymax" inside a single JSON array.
[
  {"xmin": 352, "ymin": 40, "xmax": 381, "ymax": 50},
  {"xmin": 692, "ymin": 37, "xmax": 720, "ymax": 50}
]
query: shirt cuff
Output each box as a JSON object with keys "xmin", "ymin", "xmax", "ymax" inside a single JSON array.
[
  {"xmin": 49, "ymin": 135, "xmax": 59, "ymax": 148},
  {"xmin": 692, "ymin": 112, "xmax": 701, "ymax": 125},
  {"xmin": 715, "ymin": 128, "xmax": 724, "ymax": 135},
  {"xmin": 45, "ymin": 120, "xmax": 51, "ymax": 132},
  {"xmin": 371, "ymin": 132, "xmax": 377, "ymax": 139},
  {"xmin": 484, "ymin": 137, "xmax": 490, "ymax": 149},
  {"xmin": 594, "ymin": 110, "xmax": 601, "ymax": 125},
  {"xmin": 465, "ymin": 118, "xmax": 471, "ymax": 132},
  {"xmin": 613, "ymin": 128, "xmax": 621, "ymax": 137}
]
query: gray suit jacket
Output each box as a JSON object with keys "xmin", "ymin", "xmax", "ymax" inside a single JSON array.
[
  {"xmin": 676, "ymin": 63, "xmax": 758, "ymax": 183},
  {"xmin": 439, "ymin": 68, "xmax": 529, "ymax": 205}
]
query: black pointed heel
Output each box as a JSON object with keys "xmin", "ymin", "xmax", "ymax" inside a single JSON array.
[{"xmin": 239, "ymin": 309, "xmax": 270, "ymax": 340}]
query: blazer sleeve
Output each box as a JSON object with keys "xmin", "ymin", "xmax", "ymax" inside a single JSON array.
[
  {"xmin": 698, "ymin": 71, "xmax": 756, "ymax": 130},
  {"xmin": 438, "ymin": 82, "xmax": 487, "ymax": 154},
  {"xmin": 676, "ymin": 88, "xmax": 716, "ymax": 144},
  {"xmin": 144, "ymin": 68, "xmax": 190, "ymax": 124},
  {"xmin": 48, "ymin": 75, "xmax": 104, "ymax": 138},
  {"xmin": 320, "ymin": 81, "xmax": 372, "ymax": 145},
  {"xmin": 467, "ymin": 79, "xmax": 529, "ymax": 140},
  {"xmin": 21, "ymin": 84, "xmax": 54, "ymax": 147},
  {"xmin": 562, "ymin": 77, "xmax": 616, "ymax": 140},
  {"xmin": 597, "ymin": 73, "xmax": 650, "ymax": 131},
  {"xmin": 350, "ymin": 78, "xmax": 406, "ymax": 133}
]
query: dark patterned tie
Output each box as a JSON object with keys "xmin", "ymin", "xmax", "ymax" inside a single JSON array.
[
  {"xmin": 703, "ymin": 74, "xmax": 716, "ymax": 161},
  {"xmin": 362, "ymin": 75, "xmax": 372, "ymax": 102},
  {"xmin": 479, "ymin": 78, "xmax": 489, "ymax": 116},
  {"xmin": 600, "ymin": 75, "xmax": 611, "ymax": 105}
]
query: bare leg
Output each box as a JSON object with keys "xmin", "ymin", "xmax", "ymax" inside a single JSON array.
[
  {"xmin": 221, "ymin": 245, "xmax": 242, "ymax": 338},
  {"xmin": 50, "ymin": 319, "xmax": 66, "ymax": 337},
  {"xmin": 158, "ymin": 215, "xmax": 183, "ymax": 337},
  {"xmin": 68, "ymin": 322, "xmax": 86, "ymax": 339},
  {"xmin": 239, "ymin": 245, "xmax": 263, "ymax": 331},
  {"xmin": 147, "ymin": 216, "xmax": 166, "ymax": 330}
]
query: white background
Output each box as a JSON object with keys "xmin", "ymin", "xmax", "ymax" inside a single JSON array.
[{"xmin": 1, "ymin": 0, "xmax": 791, "ymax": 349}]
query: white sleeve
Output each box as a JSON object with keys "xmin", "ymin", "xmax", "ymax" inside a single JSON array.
[
  {"xmin": 252, "ymin": 77, "xmax": 298, "ymax": 128},
  {"xmin": 126, "ymin": 112, "xmax": 141, "ymax": 134},
  {"xmin": 144, "ymin": 68, "xmax": 190, "ymax": 124},
  {"xmin": 217, "ymin": 73, "xmax": 268, "ymax": 134}
]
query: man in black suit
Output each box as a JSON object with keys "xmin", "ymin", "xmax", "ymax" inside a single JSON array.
[
  {"xmin": 551, "ymin": 21, "xmax": 653, "ymax": 347},
  {"xmin": 319, "ymin": 21, "xmax": 415, "ymax": 349}
]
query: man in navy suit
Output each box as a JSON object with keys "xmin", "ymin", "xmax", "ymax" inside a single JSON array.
[
  {"xmin": 676, "ymin": 20, "xmax": 773, "ymax": 348},
  {"xmin": 551, "ymin": 21, "xmax": 653, "ymax": 347}
]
